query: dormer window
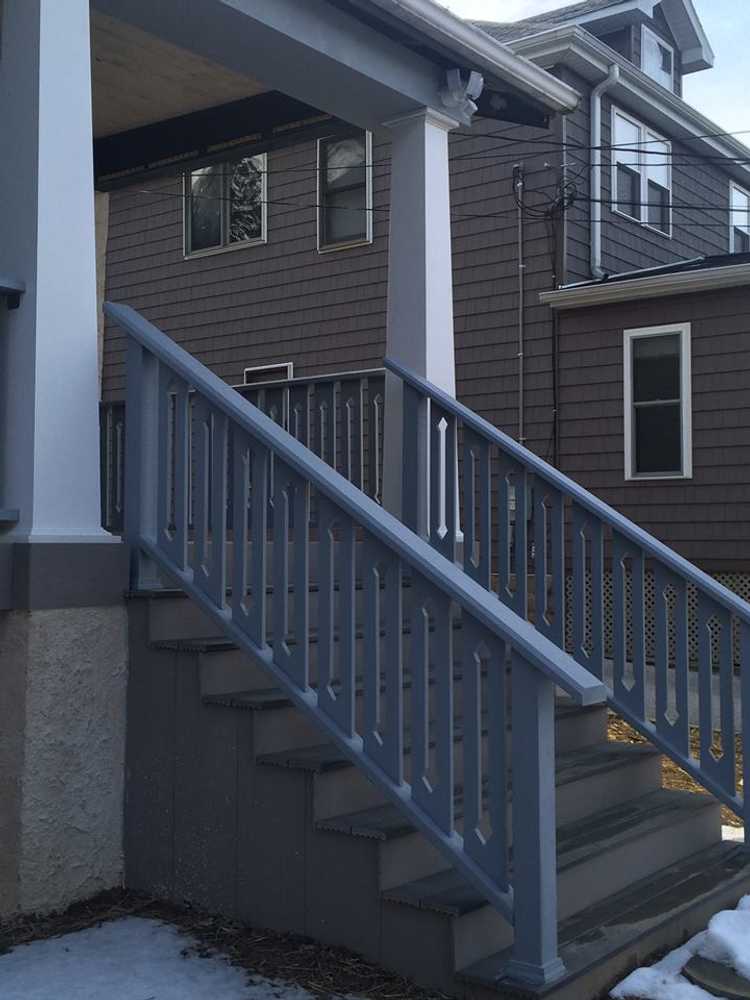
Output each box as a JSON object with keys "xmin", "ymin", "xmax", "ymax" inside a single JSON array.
[
  {"xmin": 730, "ymin": 183, "xmax": 750, "ymax": 253},
  {"xmin": 642, "ymin": 25, "xmax": 675, "ymax": 91}
]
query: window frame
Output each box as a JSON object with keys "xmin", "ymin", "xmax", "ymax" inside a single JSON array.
[
  {"xmin": 729, "ymin": 181, "xmax": 750, "ymax": 253},
  {"xmin": 623, "ymin": 322, "xmax": 692, "ymax": 481},
  {"xmin": 641, "ymin": 24, "xmax": 675, "ymax": 92},
  {"xmin": 316, "ymin": 130, "xmax": 374, "ymax": 254},
  {"xmin": 183, "ymin": 153, "xmax": 268, "ymax": 260},
  {"xmin": 610, "ymin": 105, "xmax": 673, "ymax": 239}
]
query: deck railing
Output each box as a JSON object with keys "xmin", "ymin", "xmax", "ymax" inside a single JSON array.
[
  {"xmin": 107, "ymin": 302, "xmax": 606, "ymax": 988},
  {"xmin": 100, "ymin": 369, "xmax": 386, "ymax": 534},
  {"xmin": 386, "ymin": 356, "xmax": 750, "ymax": 828}
]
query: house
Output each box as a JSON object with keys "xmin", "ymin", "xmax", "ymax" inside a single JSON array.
[{"xmin": 3, "ymin": 3, "xmax": 750, "ymax": 1000}]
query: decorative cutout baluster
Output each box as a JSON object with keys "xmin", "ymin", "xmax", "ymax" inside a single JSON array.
[
  {"xmin": 654, "ymin": 567, "xmax": 689, "ymax": 757},
  {"xmin": 535, "ymin": 488, "xmax": 564, "ymax": 648},
  {"xmin": 463, "ymin": 430, "xmax": 491, "ymax": 588},
  {"xmin": 697, "ymin": 597, "xmax": 734, "ymax": 794},
  {"xmin": 612, "ymin": 532, "xmax": 645, "ymax": 718},
  {"xmin": 339, "ymin": 378, "xmax": 363, "ymax": 489},
  {"xmin": 367, "ymin": 378, "xmax": 385, "ymax": 506},
  {"xmin": 157, "ymin": 370, "xmax": 189, "ymax": 571}
]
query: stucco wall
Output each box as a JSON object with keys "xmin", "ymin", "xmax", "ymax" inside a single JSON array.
[{"xmin": 0, "ymin": 604, "xmax": 128, "ymax": 917}]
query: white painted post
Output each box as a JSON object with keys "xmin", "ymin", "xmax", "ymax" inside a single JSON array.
[
  {"xmin": 0, "ymin": 0, "xmax": 109, "ymax": 542},
  {"xmin": 382, "ymin": 108, "xmax": 459, "ymax": 523}
]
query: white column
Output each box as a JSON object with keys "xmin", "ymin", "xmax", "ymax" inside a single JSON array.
[
  {"xmin": 0, "ymin": 0, "xmax": 109, "ymax": 542},
  {"xmin": 382, "ymin": 108, "xmax": 459, "ymax": 518}
]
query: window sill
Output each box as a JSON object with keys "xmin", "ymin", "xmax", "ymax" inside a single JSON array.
[
  {"xmin": 184, "ymin": 236, "xmax": 267, "ymax": 261},
  {"xmin": 625, "ymin": 471, "xmax": 692, "ymax": 482},
  {"xmin": 610, "ymin": 208, "xmax": 672, "ymax": 240},
  {"xmin": 316, "ymin": 236, "xmax": 374, "ymax": 255}
]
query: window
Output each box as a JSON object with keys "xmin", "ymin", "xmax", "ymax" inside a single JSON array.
[
  {"xmin": 318, "ymin": 131, "xmax": 373, "ymax": 251},
  {"xmin": 612, "ymin": 108, "xmax": 672, "ymax": 236},
  {"xmin": 641, "ymin": 25, "xmax": 675, "ymax": 91},
  {"xmin": 624, "ymin": 324, "xmax": 692, "ymax": 480},
  {"xmin": 184, "ymin": 154, "xmax": 266, "ymax": 257},
  {"xmin": 730, "ymin": 183, "xmax": 750, "ymax": 253}
]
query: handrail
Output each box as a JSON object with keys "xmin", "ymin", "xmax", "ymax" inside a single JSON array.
[
  {"xmin": 386, "ymin": 355, "xmax": 750, "ymax": 826},
  {"xmin": 385, "ymin": 356, "xmax": 750, "ymax": 625},
  {"xmin": 107, "ymin": 303, "xmax": 604, "ymax": 707},
  {"xmin": 109, "ymin": 301, "xmax": 610, "ymax": 986},
  {"xmin": 233, "ymin": 367, "xmax": 385, "ymax": 392}
]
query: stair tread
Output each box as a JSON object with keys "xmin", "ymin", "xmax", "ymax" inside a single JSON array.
[
  {"xmin": 256, "ymin": 693, "xmax": 603, "ymax": 773},
  {"xmin": 203, "ymin": 688, "xmax": 293, "ymax": 711},
  {"xmin": 316, "ymin": 742, "xmax": 659, "ymax": 839},
  {"xmin": 459, "ymin": 841, "xmax": 750, "ymax": 993},
  {"xmin": 381, "ymin": 789, "xmax": 720, "ymax": 917}
]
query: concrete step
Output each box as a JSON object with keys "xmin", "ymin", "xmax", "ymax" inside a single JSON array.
[
  {"xmin": 378, "ymin": 789, "xmax": 722, "ymax": 988},
  {"xmin": 311, "ymin": 741, "xmax": 661, "ymax": 891},
  {"xmin": 461, "ymin": 841, "xmax": 750, "ymax": 1000}
]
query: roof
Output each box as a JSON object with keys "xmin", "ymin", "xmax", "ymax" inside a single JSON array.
[
  {"xmin": 539, "ymin": 254, "xmax": 750, "ymax": 310},
  {"xmin": 475, "ymin": 0, "xmax": 626, "ymax": 44}
]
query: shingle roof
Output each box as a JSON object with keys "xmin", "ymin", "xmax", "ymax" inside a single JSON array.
[
  {"xmin": 473, "ymin": 0, "xmax": 628, "ymax": 44},
  {"xmin": 569, "ymin": 252, "xmax": 750, "ymax": 288}
]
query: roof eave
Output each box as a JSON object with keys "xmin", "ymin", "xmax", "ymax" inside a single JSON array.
[{"xmin": 359, "ymin": 0, "xmax": 581, "ymax": 114}]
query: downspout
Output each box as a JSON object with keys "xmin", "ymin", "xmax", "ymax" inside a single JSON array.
[
  {"xmin": 514, "ymin": 164, "xmax": 526, "ymax": 444},
  {"xmin": 590, "ymin": 64, "xmax": 620, "ymax": 278}
]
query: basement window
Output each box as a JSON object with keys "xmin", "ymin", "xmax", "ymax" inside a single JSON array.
[
  {"xmin": 317, "ymin": 131, "xmax": 373, "ymax": 252},
  {"xmin": 624, "ymin": 324, "xmax": 692, "ymax": 480},
  {"xmin": 641, "ymin": 25, "xmax": 675, "ymax": 92},
  {"xmin": 730, "ymin": 183, "xmax": 750, "ymax": 253},
  {"xmin": 184, "ymin": 154, "xmax": 267, "ymax": 257},
  {"xmin": 612, "ymin": 108, "xmax": 672, "ymax": 237}
]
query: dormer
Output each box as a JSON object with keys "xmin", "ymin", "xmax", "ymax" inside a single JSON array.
[{"xmin": 477, "ymin": 1, "xmax": 714, "ymax": 95}]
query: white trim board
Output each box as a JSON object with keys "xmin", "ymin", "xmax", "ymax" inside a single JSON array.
[
  {"xmin": 539, "ymin": 263, "xmax": 750, "ymax": 310},
  {"xmin": 623, "ymin": 322, "xmax": 692, "ymax": 481}
]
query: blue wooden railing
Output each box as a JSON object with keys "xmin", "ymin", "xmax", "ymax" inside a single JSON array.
[
  {"xmin": 106, "ymin": 302, "xmax": 606, "ymax": 988},
  {"xmin": 385, "ymin": 357, "xmax": 750, "ymax": 828}
]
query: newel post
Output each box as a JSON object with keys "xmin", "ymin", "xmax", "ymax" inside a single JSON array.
[
  {"xmin": 125, "ymin": 339, "xmax": 161, "ymax": 590},
  {"xmin": 507, "ymin": 650, "xmax": 566, "ymax": 986}
]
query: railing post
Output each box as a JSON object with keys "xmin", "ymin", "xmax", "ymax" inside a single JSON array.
[
  {"xmin": 125, "ymin": 338, "xmax": 161, "ymax": 590},
  {"xmin": 507, "ymin": 651, "xmax": 566, "ymax": 987},
  {"xmin": 741, "ymin": 620, "xmax": 750, "ymax": 843}
]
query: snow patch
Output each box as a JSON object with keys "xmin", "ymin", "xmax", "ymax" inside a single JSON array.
[
  {"xmin": 612, "ymin": 895, "xmax": 750, "ymax": 1000},
  {"xmin": 0, "ymin": 917, "xmax": 328, "ymax": 1000}
]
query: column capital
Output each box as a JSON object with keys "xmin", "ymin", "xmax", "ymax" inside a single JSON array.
[{"xmin": 381, "ymin": 106, "xmax": 461, "ymax": 133}]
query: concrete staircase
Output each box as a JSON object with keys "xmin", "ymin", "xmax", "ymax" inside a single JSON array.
[{"xmin": 125, "ymin": 588, "xmax": 750, "ymax": 1000}]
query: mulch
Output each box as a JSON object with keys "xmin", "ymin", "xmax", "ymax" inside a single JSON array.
[{"xmin": 0, "ymin": 890, "xmax": 445, "ymax": 999}]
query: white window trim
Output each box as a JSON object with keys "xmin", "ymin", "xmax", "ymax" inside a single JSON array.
[
  {"xmin": 729, "ymin": 181, "xmax": 750, "ymax": 253},
  {"xmin": 611, "ymin": 105, "xmax": 673, "ymax": 239},
  {"xmin": 316, "ymin": 131, "xmax": 374, "ymax": 254},
  {"xmin": 623, "ymin": 322, "xmax": 692, "ymax": 481},
  {"xmin": 641, "ymin": 24, "xmax": 675, "ymax": 92},
  {"xmin": 183, "ymin": 153, "xmax": 268, "ymax": 260}
]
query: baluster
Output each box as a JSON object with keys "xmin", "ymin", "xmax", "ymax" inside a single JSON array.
[
  {"xmin": 513, "ymin": 467, "xmax": 529, "ymax": 621},
  {"xmin": 589, "ymin": 520, "xmax": 604, "ymax": 678},
  {"xmin": 429, "ymin": 404, "xmax": 457, "ymax": 561},
  {"xmin": 232, "ymin": 435, "xmax": 268, "ymax": 648},
  {"xmin": 367, "ymin": 375, "xmax": 385, "ymax": 506},
  {"xmin": 315, "ymin": 381, "xmax": 336, "ymax": 470},
  {"xmin": 654, "ymin": 567, "xmax": 689, "ymax": 757},
  {"xmin": 317, "ymin": 499, "xmax": 356, "ymax": 737},
  {"xmin": 292, "ymin": 471, "xmax": 311, "ymax": 690},
  {"xmin": 289, "ymin": 384, "xmax": 311, "ymax": 447},
  {"xmin": 362, "ymin": 536, "xmax": 403, "ymax": 783},
  {"xmin": 570, "ymin": 504, "xmax": 586, "ymax": 665},
  {"xmin": 271, "ymin": 461, "xmax": 309, "ymax": 689},
  {"xmin": 401, "ymin": 382, "xmax": 424, "ymax": 534},
  {"xmin": 462, "ymin": 616, "xmax": 507, "ymax": 884},
  {"xmin": 157, "ymin": 368, "xmax": 190, "ymax": 572},
  {"xmin": 410, "ymin": 574, "xmax": 454, "ymax": 834},
  {"xmin": 507, "ymin": 650, "xmax": 565, "ymax": 987},
  {"xmin": 249, "ymin": 443, "xmax": 269, "ymax": 646},
  {"xmin": 193, "ymin": 396, "xmax": 211, "ymax": 589},
  {"xmin": 612, "ymin": 532, "xmax": 645, "ymax": 718},
  {"xmin": 125, "ymin": 341, "xmax": 161, "ymax": 589},
  {"xmin": 339, "ymin": 378, "xmax": 364, "ymax": 489},
  {"xmin": 697, "ymin": 596, "xmax": 735, "ymax": 794},
  {"xmin": 463, "ymin": 431, "xmax": 491, "ymax": 589},
  {"xmin": 497, "ymin": 457, "xmax": 513, "ymax": 605},
  {"xmin": 740, "ymin": 619, "xmax": 750, "ymax": 832},
  {"xmin": 535, "ymin": 487, "xmax": 564, "ymax": 649}
]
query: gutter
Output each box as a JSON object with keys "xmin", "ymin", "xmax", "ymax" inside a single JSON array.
[
  {"xmin": 361, "ymin": 0, "xmax": 581, "ymax": 114},
  {"xmin": 539, "ymin": 262, "xmax": 750, "ymax": 309},
  {"xmin": 590, "ymin": 64, "xmax": 619, "ymax": 279}
]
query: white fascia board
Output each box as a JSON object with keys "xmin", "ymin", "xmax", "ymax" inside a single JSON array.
[
  {"xmin": 539, "ymin": 263, "xmax": 750, "ymax": 310},
  {"xmin": 362, "ymin": 0, "xmax": 581, "ymax": 114},
  {"xmin": 510, "ymin": 26, "xmax": 750, "ymax": 185}
]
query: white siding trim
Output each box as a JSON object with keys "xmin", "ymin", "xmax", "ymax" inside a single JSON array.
[{"xmin": 623, "ymin": 322, "xmax": 692, "ymax": 481}]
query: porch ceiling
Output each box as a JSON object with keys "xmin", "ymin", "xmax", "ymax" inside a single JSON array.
[{"xmin": 91, "ymin": 12, "xmax": 269, "ymax": 139}]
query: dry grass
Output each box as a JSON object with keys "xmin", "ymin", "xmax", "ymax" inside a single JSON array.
[
  {"xmin": 0, "ymin": 890, "xmax": 445, "ymax": 1000},
  {"xmin": 608, "ymin": 713, "xmax": 744, "ymax": 828}
]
